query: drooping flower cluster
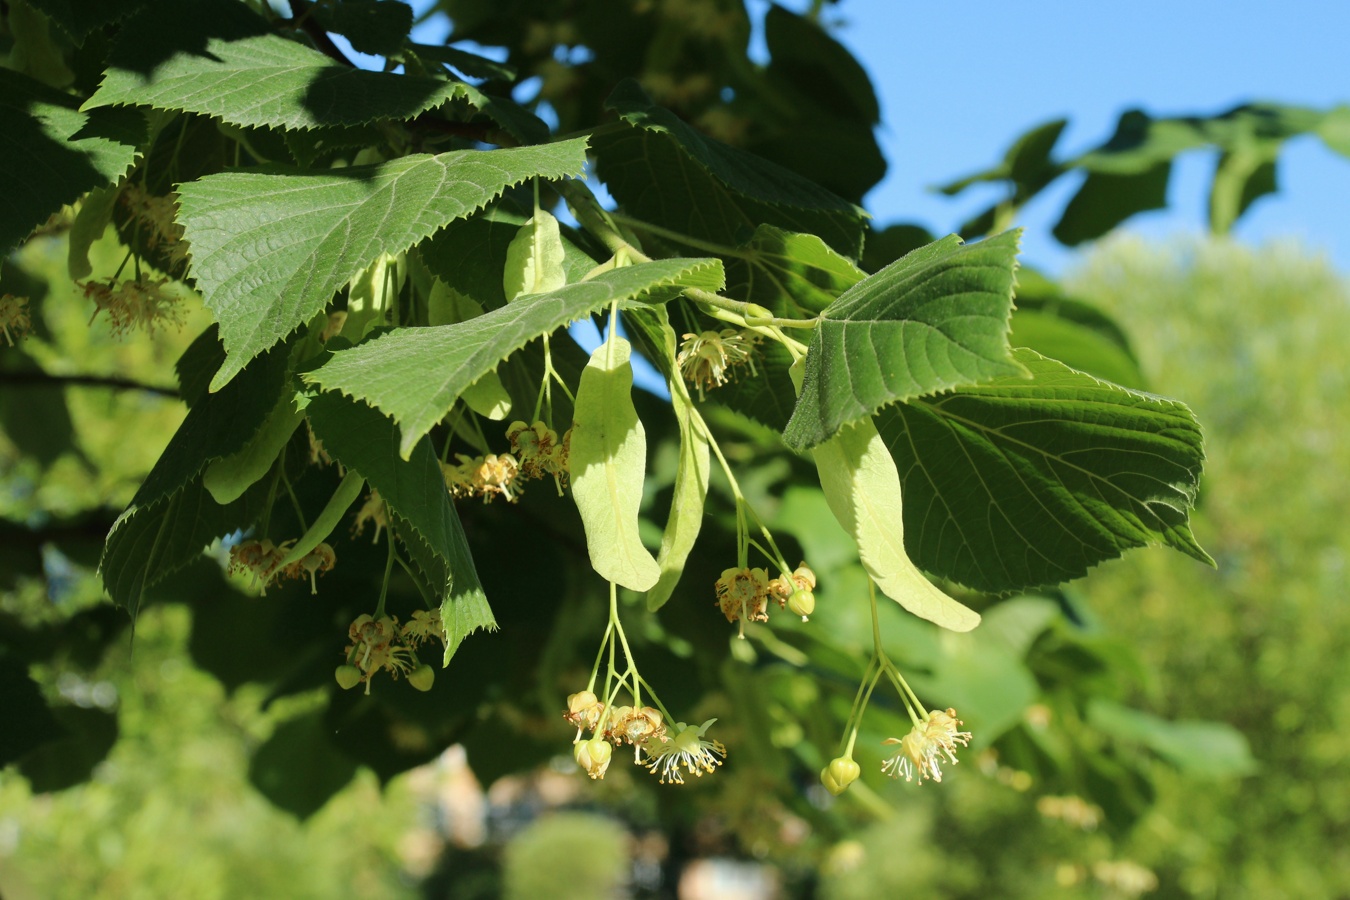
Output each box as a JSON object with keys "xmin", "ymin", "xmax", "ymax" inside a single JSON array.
[
  {"xmin": 119, "ymin": 184, "xmax": 190, "ymax": 268},
  {"xmin": 335, "ymin": 613, "xmax": 438, "ymax": 694},
  {"xmin": 506, "ymin": 420, "xmax": 571, "ymax": 492},
  {"xmin": 442, "ymin": 453, "xmax": 521, "ymax": 503},
  {"xmin": 82, "ymin": 277, "xmax": 183, "ymax": 336},
  {"xmin": 562, "ymin": 692, "xmax": 725, "ymax": 785},
  {"xmin": 715, "ymin": 562, "xmax": 818, "ymax": 636},
  {"xmin": 676, "ymin": 328, "xmax": 759, "ymax": 400},
  {"xmin": 228, "ymin": 539, "xmax": 335, "ymax": 594},
  {"xmin": 0, "ymin": 295, "xmax": 32, "ymax": 345},
  {"xmin": 881, "ymin": 707, "xmax": 973, "ymax": 784}
]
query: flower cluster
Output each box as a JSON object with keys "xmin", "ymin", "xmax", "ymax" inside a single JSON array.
[
  {"xmin": 506, "ymin": 420, "xmax": 571, "ymax": 492},
  {"xmin": 0, "ymin": 295, "xmax": 32, "ymax": 345},
  {"xmin": 715, "ymin": 562, "xmax": 817, "ymax": 636},
  {"xmin": 563, "ymin": 693, "xmax": 725, "ymax": 785},
  {"xmin": 881, "ymin": 708, "xmax": 973, "ymax": 784},
  {"xmin": 676, "ymin": 328, "xmax": 759, "ymax": 400},
  {"xmin": 335, "ymin": 613, "xmax": 438, "ymax": 694},
  {"xmin": 442, "ymin": 453, "xmax": 521, "ymax": 503},
  {"xmin": 228, "ymin": 539, "xmax": 335, "ymax": 594},
  {"xmin": 82, "ymin": 277, "xmax": 183, "ymax": 336},
  {"xmin": 119, "ymin": 184, "xmax": 190, "ymax": 268}
]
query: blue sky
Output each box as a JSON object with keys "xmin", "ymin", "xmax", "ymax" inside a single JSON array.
[{"xmin": 818, "ymin": 0, "xmax": 1350, "ymax": 274}]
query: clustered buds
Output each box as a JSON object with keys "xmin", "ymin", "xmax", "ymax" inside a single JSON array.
[
  {"xmin": 0, "ymin": 295, "xmax": 32, "ymax": 345},
  {"xmin": 881, "ymin": 708, "xmax": 973, "ymax": 784},
  {"xmin": 716, "ymin": 562, "xmax": 818, "ymax": 636},
  {"xmin": 676, "ymin": 328, "xmax": 760, "ymax": 400},
  {"xmin": 82, "ymin": 277, "xmax": 183, "ymax": 336},
  {"xmin": 563, "ymin": 693, "xmax": 725, "ymax": 785},
  {"xmin": 336, "ymin": 612, "xmax": 443, "ymax": 694},
  {"xmin": 228, "ymin": 539, "xmax": 335, "ymax": 594}
]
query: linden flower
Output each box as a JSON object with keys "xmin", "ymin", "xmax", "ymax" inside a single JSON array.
[
  {"xmin": 642, "ymin": 719, "xmax": 727, "ymax": 785},
  {"xmin": 352, "ymin": 490, "xmax": 390, "ymax": 543},
  {"xmin": 228, "ymin": 538, "xmax": 290, "ymax": 591},
  {"xmin": 676, "ymin": 328, "xmax": 758, "ymax": 400},
  {"xmin": 401, "ymin": 609, "xmax": 446, "ymax": 649},
  {"xmin": 574, "ymin": 735, "xmax": 614, "ymax": 780},
  {"xmin": 0, "ymin": 294, "xmax": 32, "ymax": 345},
  {"xmin": 344, "ymin": 614, "xmax": 416, "ymax": 694},
  {"xmin": 563, "ymin": 690, "xmax": 606, "ymax": 737},
  {"xmin": 275, "ymin": 542, "xmax": 335, "ymax": 594},
  {"xmin": 120, "ymin": 184, "xmax": 189, "ymax": 267},
  {"xmin": 606, "ymin": 706, "xmax": 667, "ymax": 760},
  {"xmin": 443, "ymin": 453, "xmax": 522, "ymax": 503},
  {"xmin": 506, "ymin": 421, "xmax": 571, "ymax": 492},
  {"xmin": 83, "ymin": 277, "xmax": 184, "ymax": 336},
  {"xmin": 882, "ymin": 708, "xmax": 972, "ymax": 784},
  {"xmin": 715, "ymin": 566, "xmax": 770, "ymax": 636},
  {"xmin": 768, "ymin": 562, "xmax": 817, "ymax": 618}
]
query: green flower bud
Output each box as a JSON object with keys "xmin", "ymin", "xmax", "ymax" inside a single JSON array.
[
  {"xmin": 820, "ymin": 767, "xmax": 843, "ymax": 795},
  {"xmin": 408, "ymin": 664, "xmax": 435, "ymax": 692},
  {"xmin": 787, "ymin": 588, "xmax": 815, "ymax": 618},
  {"xmin": 828, "ymin": 756, "xmax": 861, "ymax": 790},
  {"xmin": 334, "ymin": 664, "xmax": 362, "ymax": 690}
]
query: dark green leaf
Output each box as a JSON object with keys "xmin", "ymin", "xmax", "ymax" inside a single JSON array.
[
  {"xmin": 875, "ymin": 349, "xmax": 1212, "ymax": 594},
  {"xmin": 0, "ymin": 69, "xmax": 139, "ymax": 254},
  {"xmin": 1053, "ymin": 163, "xmax": 1171, "ymax": 246},
  {"xmin": 784, "ymin": 231, "xmax": 1024, "ymax": 450},
  {"xmin": 175, "ymin": 139, "xmax": 588, "ymax": 390},
  {"xmin": 16, "ymin": 705, "xmax": 118, "ymax": 793},
  {"xmin": 26, "ymin": 0, "xmax": 145, "ymax": 40},
  {"xmin": 305, "ymin": 257, "xmax": 724, "ymax": 458},
  {"xmin": 592, "ymin": 80, "xmax": 866, "ymax": 258},
  {"xmin": 726, "ymin": 224, "xmax": 864, "ymax": 316},
  {"xmin": 0, "ymin": 660, "xmax": 67, "ymax": 765},
  {"xmin": 314, "ymin": 0, "xmax": 413, "ymax": 57}
]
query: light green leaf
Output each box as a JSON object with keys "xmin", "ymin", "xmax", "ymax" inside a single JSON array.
[
  {"xmin": 646, "ymin": 317, "xmax": 710, "ymax": 611},
  {"xmin": 784, "ymin": 230, "xmax": 1025, "ymax": 451},
  {"xmin": 570, "ymin": 335, "xmax": 661, "ymax": 592},
  {"xmin": 304, "ymin": 391, "xmax": 493, "ymax": 660},
  {"xmin": 427, "ymin": 278, "xmax": 516, "ymax": 419},
  {"xmin": 503, "ymin": 210, "xmax": 567, "ymax": 302},
  {"xmin": 592, "ymin": 80, "xmax": 866, "ymax": 258},
  {"xmin": 1088, "ymin": 699, "xmax": 1256, "ymax": 779},
  {"xmin": 808, "ymin": 393, "xmax": 980, "ymax": 632},
  {"xmin": 1010, "ymin": 308, "xmax": 1146, "ymax": 390},
  {"xmin": 84, "ymin": 0, "xmax": 460, "ymax": 131},
  {"xmin": 875, "ymin": 349, "xmax": 1212, "ymax": 594},
  {"xmin": 1, "ymin": 69, "xmax": 139, "ymax": 254},
  {"xmin": 305, "ymin": 257, "xmax": 724, "ymax": 458},
  {"xmin": 175, "ymin": 139, "xmax": 588, "ymax": 391}
]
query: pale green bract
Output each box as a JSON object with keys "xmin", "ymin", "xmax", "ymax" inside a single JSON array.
[
  {"xmin": 202, "ymin": 391, "xmax": 304, "ymax": 505},
  {"xmin": 503, "ymin": 210, "xmax": 568, "ymax": 302},
  {"xmin": 812, "ymin": 414, "xmax": 981, "ymax": 632},
  {"xmin": 570, "ymin": 335, "xmax": 662, "ymax": 592}
]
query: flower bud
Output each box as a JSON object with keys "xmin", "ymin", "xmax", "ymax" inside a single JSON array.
[
  {"xmin": 787, "ymin": 588, "xmax": 815, "ymax": 618},
  {"xmin": 820, "ymin": 767, "xmax": 843, "ymax": 795},
  {"xmin": 828, "ymin": 756, "xmax": 861, "ymax": 791},
  {"xmin": 334, "ymin": 664, "xmax": 362, "ymax": 690},
  {"xmin": 407, "ymin": 664, "xmax": 435, "ymax": 691},
  {"xmin": 574, "ymin": 736, "xmax": 614, "ymax": 780}
]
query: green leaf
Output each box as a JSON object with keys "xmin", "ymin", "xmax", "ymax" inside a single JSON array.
[
  {"xmin": 1053, "ymin": 163, "xmax": 1172, "ymax": 246},
  {"xmin": 26, "ymin": 0, "xmax": 145, "ymax": 40},
  {"xmin": 202, "ymin": 391, "xmax": 304, "ymax": 504},
  {"xmin": 875, "ymin": 349, "xmax": 1212, "ymax": 594},
  {"xmin": 592, "ymin": 80, "xmax": 866, "ymax": 258},
  {"xmin": 410, "ymin": 43, "xmax": 517, "ymax": 82},
  {"xmin": 84, "ymin": 0, "xmax": 460, "ymax": 131},
  {"xmin": 726, "ymin": 224, "xmax": 864, "ymax": 316},
  {"xmin": 314, "ymin": 0, "xmax": 413, "ymax": 57},
  {"xmin": 1088, "ymin": 699, "xmax": 1256, "ymax": 779},
  {"xmin": 1209, "ymin": 147, "xmax": 1278, "ymax": 235},
  {"xmin": 304, "ymin": 392, "xmax": 490, "ymax": 653},
  {"xmin": 305, "ymin": 257, "xmax": 724, "ymax": 458},
  {"xmin": 503, "ymin": 210, "xmax": 567, "ymax": 302},
  {"xmin": 175, "ymin": 139, "xmax": 588, "ymax": 391},
  {"xmin": 0, "ymin": 69, "xmax": 139, "ymax": 254},
  {"xmin": 67, "ymin": 185, "xmax": 118, "ymax": 280},
  {"xmin": 646, "ymin": 317, "xmax": 710, "ymax": 611},
  {"xmin": 783, "ymin": 231, "xmax": 1025, "ymax": 451},
  {"xmin": 570, "ymin": 335, "xmax": 661, "ymax": 592},
  {"xmin": 811, "ymin": 411, "xmax": 980, "ymax": 632}
]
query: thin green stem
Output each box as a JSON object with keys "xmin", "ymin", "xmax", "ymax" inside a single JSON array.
[
  {"xmin": 373, "ymin": 528, "xmax": 397, "ymax": 619},
  {"xmin": 609, "ymin": 581, "xmax": 642, "ymax": 708},
  {"xmin": 280, "ymin": 465, "xmax": 308, "ymax": 533},
  {"xmin": 607, "ymin": 212, "xmax": 750, "ymax": 259}
]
